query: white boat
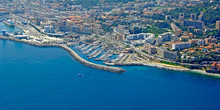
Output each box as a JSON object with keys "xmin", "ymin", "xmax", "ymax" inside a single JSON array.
[
  {"xmin": 3, "ymin": 19, "xmax": 15, "ymax": 27},
  {"xmin": 77, "ymin": 74, "xmax": 83, "ymax": 77}
]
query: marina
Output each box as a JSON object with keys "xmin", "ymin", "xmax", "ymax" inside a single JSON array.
[
  {"xmin": 90, "ymin": 50, "xmax": 102, "ymax": 59},
  {"xmin": 95, "ymin": 50, "xmax": 113, "ymax": 61},
  {"xmin": 75, "ymin": 44, "xmax": 86, "ymax": 50},
  {"xmin": 0, "ymin": 0, "xmax": 219, "ymax": 109},
  {"xmin": 83, "ymin": 45, "xmax": 98, "ymax": 54},
  {"xmin": 80, "ymin": 44, "xmax": 92, "ymax": 51}
]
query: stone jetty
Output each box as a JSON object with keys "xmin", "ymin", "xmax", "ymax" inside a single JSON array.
[{"xmin": 0, "ymin": 36, "xmax": 126, "ymax": 73}]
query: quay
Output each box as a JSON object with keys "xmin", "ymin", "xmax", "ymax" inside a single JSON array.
[{"xmin": 0, "ymin": 36, "xmax": 126, "ymax": 73}]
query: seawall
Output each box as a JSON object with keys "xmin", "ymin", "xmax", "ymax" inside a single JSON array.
[{"xmin": 0, "ymin": 36, "xmax": 126, "ymax": 73}]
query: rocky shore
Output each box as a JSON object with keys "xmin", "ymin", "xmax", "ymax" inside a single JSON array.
[{"xmin": 0, "ymin": 36, "xmax": 126, "ymax": 73}]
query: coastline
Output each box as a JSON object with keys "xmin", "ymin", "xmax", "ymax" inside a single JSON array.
[
  {"xmin": 0, "ymin": 36, "xmax": 126, "ymax": 73},
  {"xmin": 1, "ymin": 35, "xmax": 220, "ymax": 78},
  {"xmin": 105, "ymin": 62, "xmax": 191, "ymax": 72},
  {"xmin": 190, "ymin": 69, "xmax": 220, "ymax": 78},
  {"xmin": 106, "ymin": 61, "xmax": 220, "ymax": 78}
]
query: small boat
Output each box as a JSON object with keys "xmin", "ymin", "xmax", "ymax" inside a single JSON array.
[{"xmin": 77, "ymin": 74, "xmax": 83, "ymax": 77}]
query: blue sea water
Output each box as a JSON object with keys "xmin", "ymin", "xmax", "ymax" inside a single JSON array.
[
  {"xmin": 0, "ymin": 22, "xmax": 21, "ymax": 35},
  {"xmin": 1, "ymin": 22, "xmax": 220, "ymax": 110}
]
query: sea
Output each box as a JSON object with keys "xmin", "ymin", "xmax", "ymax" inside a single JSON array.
[{"xmin": 0, "ymin": 22, "xmax": 220, "ymax": 110}]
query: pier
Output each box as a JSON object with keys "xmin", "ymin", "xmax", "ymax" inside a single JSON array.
[
  {"xmin": 95, "ymin": 50, "xmax": 113, "ymax": 61},
  {"xmin": 80, "ymin": 44, "xmax": 92, "ymax": 51},
  {"xmin": 76, "ymin": 44, "xmax": 86, "ymax": 50}
]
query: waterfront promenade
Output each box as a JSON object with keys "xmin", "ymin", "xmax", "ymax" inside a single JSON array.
[{"xmin": 0, "ymin": 36, "xmax": 126, "ymax": 73}]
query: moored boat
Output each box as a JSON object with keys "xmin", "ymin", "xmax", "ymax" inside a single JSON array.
[{"xmin": 3, "ymin": 19, "xmax": 15, "ymax": 27}]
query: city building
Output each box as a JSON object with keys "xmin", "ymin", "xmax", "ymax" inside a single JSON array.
[
  {"xmin": 143, "ymin": 43, "xmax": 157, "ymax": 54},
  {"xmin": 210, "ymin": 62, "xmax": 220, "ymax": 72},
  {"xmin": 157, "ymin": 47, "xmax": 177, "ymax": 61},
  {"xmin": 205, "ymin": 36, "xmax": 218, "ymax": 44},
  {"xmin": 165, "ymin": 15, "xmax": 171, "ymax": 20},
  {"xmin": 156, "ymin": 32, "xmax": 177, "ymax": 45},
  {"xmin": 191, "ymin": 13, "xmax": 197, "ymax": 19},
  {"xmin": 216, "ymin": 21, "xmax": 220, "ymax": 30},
  {"xmin": 171, "ymin": 23, "xmax": 182, "ymax": 36},
  {"xmin": 190, "ymin": 0, "xmax": 203, "ymax": 5},
  {"xmin": 172, "ymin": 42, "xmax": 192, "ymax": 50},
  {"xmin": 115, "ymin": 34, "xmax": 125, "ymax": 41},
  {"xmin": 179, "ymin": 13, "xmax": 184, "ymax": 21},
  {"xmin": 198, "ymin": 12, "xmax": 204, "ymax": 21},
  {"xmin": 183, "ymin": 20, "xmax": 204, "ymax": 29},
  {"xmin": 197, "ymin": 39, "xmax": 205, "ymax": 46},
  {"xmin": 127, "ymin": 33, "xmax": 155, "ymax": 44},
  {"xmin": 44, "ymin": 26, "xmax": 55, "ymax": 33},
  {"xmin": 59, "ymin": 25, "xmax": 71, "ymax": 32},
  {"xmin": 180, "ymin": 36, "xmax": 190, "ymax": 41}
]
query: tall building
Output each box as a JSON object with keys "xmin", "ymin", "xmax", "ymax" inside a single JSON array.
[
  {"xmin": 216, "ymin": 21, "xmax": 220, "ymax": 30},
  {"xmin": 171, "ymin": 23, "xmax": 182, "ymax": 36},
  {"xmin": 42, "ymin": 0, "xmax": 46, "ymax": 5},
  {"xmin": 44, "ymin": 26, "xmax": 55, "ymax": 33},
  {"xmin": 165, "ymin": 15, "xmax": 171, "ymax": 20},
  {"xmin": 183, "ymin": 20, "xmax": 204, "ymax": 29},
  {"xmin": 191, "ymin": 13, "xmax": 197, "ymax": 19},
  {"xmin": 156, "ymin": 32, "xmax": 178, "ymax": 45},
  {"xmin": 157, "ymin": 48, "xmax": 177, "ymax": 61},
  {"xmin": 143, "ymin": 43, "xmax": 157, "ymax": 54},
  {"xmin": 179, "ymin": 13, "xmax": 184, "ymax": 21},
  {"xmin": 198, "ymin": 12, "xmax": 204, "ymax": 21}
]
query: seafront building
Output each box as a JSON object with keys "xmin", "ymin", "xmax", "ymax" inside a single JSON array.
[
  {"xmin": 1, "ymin": 0, "xmax": 219, "ymax": 74},
  {"xmin": 157, "ymin": 47, "xmax": 177, "ymax": 61}
]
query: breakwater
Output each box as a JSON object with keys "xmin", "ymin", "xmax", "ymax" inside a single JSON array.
[{"xmin": 0, "ymin": 36, "xmax": 126, "ymax": 73}]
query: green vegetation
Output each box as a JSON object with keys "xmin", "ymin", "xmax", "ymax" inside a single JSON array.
[
  {"xmin": 129, "ymin": 25, "xmax": 168, "ymax": 37},
  {"xmin": 142, "ymin": 51, "xmax": 148, "ymax": 54},
  {"xmin": 161, "ymin": 61, "xmax": 178, "ymax": 66},
  {"xmin": 73, "ymin": 0, "xmax": 135, "ymax": 8},
  {"xmin": 95, "ymin": 35, "xmax": 99, "ymax": 38},
  {"xmin": 142, "ymin": 26, "xmax": 168, "ymax": 37},
  {"xmin": 165, "ymin": 0, "xmax": 220, "ymax": 28},
  {"xmin": 136, "ymin": 52, "xmax": 141, "ymax": 58}
]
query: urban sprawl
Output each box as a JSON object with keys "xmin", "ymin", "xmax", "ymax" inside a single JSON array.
[{"xmin": 0, "ymin": 0, "xmax": 220, "ymax": 74}]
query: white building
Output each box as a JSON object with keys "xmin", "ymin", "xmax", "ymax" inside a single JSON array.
[
  {"xmin": 44, "ymin": 26, "xmax": 55, "ymax": 33},
  {"xmin": 197, "ymin": 39, "xmax": 205, "ymax": 46},
  {"xmin": 172, "ymin": 42, "xmax": 191, "ymax": 50},
  {"xmin": 156, "ymin": 32, "xmax": 177, "ymax": 45},
  {"xmin": 127, "ymin": 33, "xmax": 155, "ymax": 44}
]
